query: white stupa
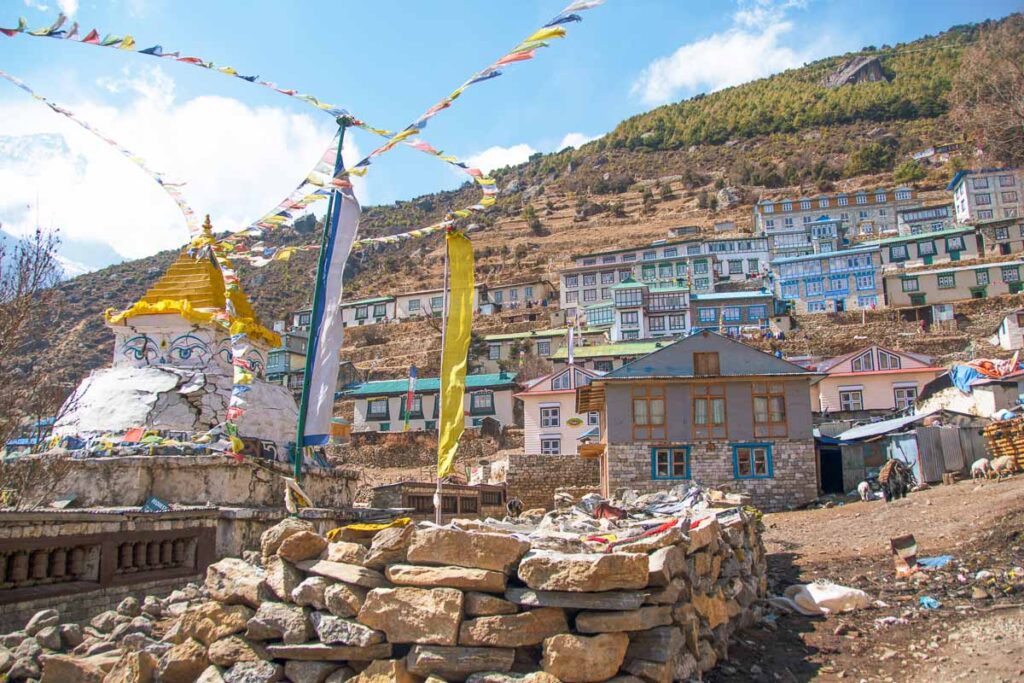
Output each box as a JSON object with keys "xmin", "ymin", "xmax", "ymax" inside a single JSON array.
[{"xmin": 53, "ymin": 217, "xmax": 299, "ymax": 451}]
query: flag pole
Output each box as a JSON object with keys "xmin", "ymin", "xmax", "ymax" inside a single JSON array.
[
  {"xmin": 294, "ymin": 118, "xmax": 349, "ymax": 483},
  {"xmin": 435, "ymin": 236, "xmax": 451, "ymax": 525}
]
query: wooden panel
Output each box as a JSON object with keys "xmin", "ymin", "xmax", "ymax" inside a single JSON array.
[
  {"xmin": 914, "ymin": 427, "xmax": 947, "ymax": 483},
  {"xmin": 939, "ymin": 426, "xmax": 966, "ymax": 473}
]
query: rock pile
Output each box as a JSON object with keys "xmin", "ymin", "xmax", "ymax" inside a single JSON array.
[{"xmin": 19, "ymin": 489, "xmax": 768, "ymax": 682}]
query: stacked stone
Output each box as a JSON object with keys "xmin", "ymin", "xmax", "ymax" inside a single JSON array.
[{"xmin": 29, "ymin": 500, "xmax": 767, "ymax": 683}]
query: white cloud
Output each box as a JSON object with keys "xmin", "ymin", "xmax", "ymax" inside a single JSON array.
[
  {"xmin": 466, "ymin": 143, "xmax": 537, "ymax": 174},
  {"xmin": 56, "ymin": 0, "xmax": 78, "ymax": 15},
  {"xmin": 22, "ymin": 0, "xmax": 49, "ymax": 10},
  {"xmin": 557, "ymin": 132, "xmax": 599, "ymax": 150},
  {"xmin": 631, "ymin": 0, "xmax": 811, "ymax": 106},
  {"xmin": 0, "ymin": 65, "xmax": 364, "ymax": 260}
]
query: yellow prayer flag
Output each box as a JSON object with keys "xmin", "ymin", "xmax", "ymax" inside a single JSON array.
[
  {"xmin": 524, "ymin": 26, "xmax": 566, "ymax": 43},
  {"xmin": 436, "ymin": 231, "xmax": 475, "ymax": 479}
]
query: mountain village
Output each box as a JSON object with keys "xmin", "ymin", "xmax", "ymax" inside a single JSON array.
[{"xmin": 1, "ymin": 6, "xmax": 1023, "ymax": 683}]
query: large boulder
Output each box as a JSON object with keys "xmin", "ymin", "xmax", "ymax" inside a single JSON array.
[
  {"xmin": 284, "ymin": 660, "xmax": 339, "ymax": 683},
  {"xmin": 206, "ymin": 559, "xmax": 270, "ymax": 608},
  {"xmin": 102, "ymin": 650, "xmax": 159, "ymax": 683},
  {"xmin": 278, "ymin": 531, "xmax": 329, "ymax": 563},
  {"xmin": 517, "ymin": 552, "xmax": 648, "ymax": 592},
  {"xmin": 407, "ymin": 528, "xmax": 529, "ymax": 573},
  {"xmin": 325, "ymin": 542, "xmax": 368, "ymax": 566},
  {"xmin": 348, "ymin": 659, "xmax": 416, "ymax": 683},
  {"xmin": 464, "ymin": 592, "xmax": 518, "ymax": 617},
  {"xmin": 38, "ymin": 654, "xmax": 105, "ymax": 683},
  {"xmin": 208, "ymin": 636, "xmax": 269, "ymax": 668},
  {"xmin": 385, "ymin": 565, "xmax": 506, "ymax": 593},
  {"xmin": 171, "ymin": 602, "xmax": 254, "ymax": 646},
  {"xmin": 158, "ymin": 638, "xmax": 210, "ymax": 683},
  {"xmin": 261, "ymin": 518, "xmax": 316, "ymax": 561},
  {"xmin": 292, "ymin": 577, "xmax": 333, "ymax": 610},
  {"xmin": 246, "ymin": 603, "xmax": 312, "ymax": 645},
  {"xmin": 310, "ymin": 613, "xmax": 385, "ymax": 647},
  {"xmin": 25, "ymin": 609, "xmax": 60, "ymax": 637},
  {"xmin": 223, "ymin": 660, "xmax": 285, "ymax": 683},
  {"xmin": 295, "ymin": 561, "xmax": 388, "ymax": 589},
  {"xmin": 324, "ymin": 583, "xmax": 369, "ymax": 618},
  {"xmin": 357, "ymin": 587, "xmax": 464, "ymax": 646},
  {"xmin": 458, "ymin": 608, "xmax": 567, "ymax": 648},
  {"xmin": 363, "ymin": 525, "xmax": 415, "ymax": 570},
  {"xmin": 542, "ymin": 633, "xmax": 628, "ymax": 682},
  {"xmin": 266, "ymin": 556, "xmax": 305, "ymax": 602}
]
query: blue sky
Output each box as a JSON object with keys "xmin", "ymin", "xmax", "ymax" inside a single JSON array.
[{"xmin": 0, "ymin": 0, "xmax": 1018, "ymax": 261}]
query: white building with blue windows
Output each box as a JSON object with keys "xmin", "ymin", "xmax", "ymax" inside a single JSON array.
[
  {"xmin": 771, "ymin": 246, "xmax": 883, "ymax": 314},
  {"xmin": 583, "ymin": 277, "xmax": 690, "ymax": 341},
  {"xmin": 690, "ymin": 290, "xmax": 779, "ymax": 335}
]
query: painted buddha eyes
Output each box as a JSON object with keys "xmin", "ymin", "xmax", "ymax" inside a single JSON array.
[
  {"xmin": 122, "ymin": 335, "xmax": 157, "ymax": 362},
  {"xmin": 168, "ymin": 333, "xmax": 210, "ymax": 363}
]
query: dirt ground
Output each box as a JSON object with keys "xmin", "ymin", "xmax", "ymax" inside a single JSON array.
[{"xmin": 710, "ymin": 476, "xmax": 1024, "ymax": 682}]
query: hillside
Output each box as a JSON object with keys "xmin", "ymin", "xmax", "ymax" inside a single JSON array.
[{"xmin": 23, "ymin": 14, "xmax": 1016, "ymax": 397}]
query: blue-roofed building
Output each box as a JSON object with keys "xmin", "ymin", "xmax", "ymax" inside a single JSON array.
[
  {"xmin": 689, "ymin": 289, "xmax": 780, "ymax": 336},
  {"xmin": 574, "ymin": 331, "xmax": 819, "ymax": 511},
  {"xmin": 771, "ymin": 246, "xmax": 883, "ymax": 313},
  {"xmin": 583, "ymin": 276, "xmax": 690, "ymax": 342},
  {"xmin": 342, "ymin": 372, "xmax": 518, "ymax": 434}
]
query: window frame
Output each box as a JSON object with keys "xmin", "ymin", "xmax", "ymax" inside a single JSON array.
[
  {"xmin": 469, "ymin": 390, "xmax": 495, "ymax": 416},
  {"xmin": 631, "ymin": 384, "xmax": 666, "ymax": 441},
  {"xmin": 540, "ymin": 405, "xmax": 561, "ymax": 428},
  {"xmin": 752, "ymin": 382, "xmax": 787, "ymax": 438},
  {"xmin": 651, "ymin": 446, "xmax": 691, "ymax": 481},
  {"xmin": 693, "ymin": 384, "xmax": 727, "ymax": 440},
  {"xmin": 540, "ymin": 437, "xmax": 561, "ymax": 455},
  {"xmin": 367, "ymin": 398, "xmax": 390, "ymax": 420},
  {"xmin": 733, "ymin": 443, "xmax": 773, "ymax": 479},
  {"xmin": 693, "ymin": 352, "xmax": 721, "ymax": 376},
  {"xmin": 894, "ymin": 386, "xmax": 918, "ymax": 410},
  {"xmin": 839, "ymin": 389, "xmax": 864, "ymax": 412}
]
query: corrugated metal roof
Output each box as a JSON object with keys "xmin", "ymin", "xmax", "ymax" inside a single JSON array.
[
  {"xmin": 550, "ymin": 341, "xmax": 668, "ymax": 360},
  {"xmin": 483, "ymin": 328, "xmax": 567, "ymax": 342},
  {"xmin": 343, "ymin": 372, "xmax": 516, "ymax": 397},
  {"xmin": 833, "ymin": 410, "xmax": 938, "ymax": 441}
]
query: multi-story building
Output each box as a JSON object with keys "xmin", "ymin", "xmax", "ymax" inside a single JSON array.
[
  {"xmin": 755, "ymin": 186, "xmax": 920, "ymax": 238},
  {"xmin": 703, "ymin": 236, "xmax": 770, "ymax": 281},
  {"xmin": 866, "ymin": 228, "xmax": 979, "ymax": 270},
  {"xmin": 689, "ymin": 290, "xmax": 778, "ymax": 336},
  {"xmin": 896, "ymin": 204, "xmax": 955, "ymax": 235},
  {"xmin": 949, "ymin": 168, "xmax": 1023, "ymax": 224},
  {"xmin": 767, "ymin": 216, "xmax": 846, "ymax": 259},
  {"xmin": 976, "ymin": 218, "xmax": 1024, "ymax": 257},
  {"xmin": 340, "ymin": 296, "xmax": 395, "ymax": 328},
  {"xmin": 344, "ymin": 372, "xmax": 517, "ymax": 434},
  {"xmin": 884, "ymin": 259, "xmax": 1024, "ymax": 308},
  {"xmin": 479, "ymin": 280, "xmax": 556, "ymax": 310},
  {"xmin": 582, "ymin": 277, "xmax": 689, "ymax": 342},
  {"xmin": 810, "ymin": 345, "xmax": 944, "ymax": 417},
  {"xmin": 772, "ymin": 247, "xmax": 883, "ymax": 313},
  {"xmin": 516, "ymin": 365, "xmax": 603, "ymax": 456},
  {"xmin": 266, "ymin": 332, "xmax": 309, "ymax": 391},
  {"xmin": 575, "ymin": 331, "xmax": 819, "ymax": 511},
  {"xmin": 991, "ymin": 309, "xmax": 1024, "ymax": 351},
  {"xmin": 479, "ymin": 328, "xmax": 567, "ymax": 373},
  {"xmin": 559, "ymin": 239, "xmax": 704, "ymax": 323},
  {"xmin": 550, "ymin": 340, "xmax": 667, "ymax": 373}
]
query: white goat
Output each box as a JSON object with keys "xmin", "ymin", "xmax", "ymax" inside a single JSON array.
[
  {"xmin": 857, "ymin": 481, "xmax": 872, "ymax": 501},
  {"xmin": 990, "ymin": 456, "xmax": 1019, "ymax": 480},
  {"xmin": 971, "ymin": 458, "xmax": 992, "ymax": 481}
]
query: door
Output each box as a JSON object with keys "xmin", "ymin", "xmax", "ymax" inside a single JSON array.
[
  {"xmin": 834, "ymin": 299, "xmax": 846, "ymax": 313},
  {"xmin": 819, "ymin": 447, "xmax": 844, "ymax": 494},
  {"xmin": 1000, "ymin": 244, "xmax": 1011, "ymax": 255}
]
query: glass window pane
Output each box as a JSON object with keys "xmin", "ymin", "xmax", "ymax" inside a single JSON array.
[
  {"xmin": 753, "ymin": 396, "xmax": 768, "ymax": 423},
  {"xmin": 694, "ymin": 398, "xmax": 707, "ymax": 425},
  {"xmin": 711, "ymin": 398, "xmax": 726, "ymax": 425},
  {"xmin": 633, "ymin": 399, "xmax": 648, "ymax": 426},
  {"xmin": 770, "ymin": 396, "xmax": 786, "ymax": 422},
  {"xmin": 650, "ymin": 399, "xmax": 665, "ymax": 425}
]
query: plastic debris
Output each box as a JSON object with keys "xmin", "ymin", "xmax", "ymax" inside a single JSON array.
[
  {"xmin": 768, "ymin": 581, "xmax": 874, "ymax": 616},
  {"xmin": 917, "ymin": 555, "xmax": 954, "ymax": 569},
  {"xmin": 918, "ymin": 596, "xmax": 941, "ymax": 609}
]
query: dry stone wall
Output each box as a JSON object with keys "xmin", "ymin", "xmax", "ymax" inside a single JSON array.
[{"xmin": 505, "ymin": 453, "xmax": 601, "ymax": 510}]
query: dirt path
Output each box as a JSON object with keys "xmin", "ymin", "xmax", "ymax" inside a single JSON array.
[{"xmin": 710, "ymin": 476, "xmax": 1024, "ymax": 682}]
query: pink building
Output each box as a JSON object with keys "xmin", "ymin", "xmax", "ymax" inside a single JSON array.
[
  {"xmin": 810, "ymin": 345, "xmax": 944, "ymax": 416},
  {"xmin": 516, "ymin": 366, "xmax": 604, "ymax": 455}
]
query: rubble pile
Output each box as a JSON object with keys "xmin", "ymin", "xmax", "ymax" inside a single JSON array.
[{"xmin": 8, "ymin": 487, "xmax": 769, "ymax": 682}]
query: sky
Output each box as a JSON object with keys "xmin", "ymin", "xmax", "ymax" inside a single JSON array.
[{"xmin": 0, "ymin": 0, "xmax": 1018, "ymax": 263}]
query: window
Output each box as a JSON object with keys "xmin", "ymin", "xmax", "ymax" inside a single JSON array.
[
  {"xmin": 723, "ymin": 307, "xmax": 741, "ymax": 322},
  {"xmin": 766, "ymin": 219, "xmax": 776, "ymax": 229},
  {"xmin": 1001, "ymin": 191, "xmax": 1018, "ymax": 203},
  {"xmin": 367, "ymin": 398, "xmax": 389, "ymax": 420},
  {"xmin": 587, "ymin": 411, "xmax": 600, "ymax": 426},
  {"xmin": 800, "ymin": 200, "xmax": 811, "ymax": 210},
  {"xmin": 525, "ymin": 286, "xmax": 534, "ymax": 298},
  {"xmin": 551, "ymin": 372, "xmax": 571, "ymax": 390},
  {"xmin": 493, "ymin": 291, "xmax": 503, "ymax": 304},
  {"xmin": 752, "ymin": 382, "xmax": 786, "ymax": 437},
  {"xmin": 858, "ymin": 210, "xmax": 869, "ymax": 220},
  {"xmin": 975, "ymin": 193, "xmax": 992, "ymax": 205},
  {"xmin": 1002, "ymin": 266, "xmax": 1021, "ymax": 283},
  {"xmin": 488, "ymin": 344, "xmax": 501, "ymax": 360},
  {"xmin": 946, "ymin": 236, "xmax": 965, "ymax": 252},
  {"xmin": 618, "ymin": 269, "xmax": 633, "ymax": 282},
  {"xmin": 565, "ymin": 291, "xmax": 578, "ymax": 304},
  {"xmin": 1006, "ymin": 208, "xmax": 1018, "ymax": 218},
  {"xmin": 894, "ymin": 386, "xmax": 917, "ymax": 410},
  {"xmin": 781, "ymin": 283, "xmax": 799, "ymax": 299},
  {"xmin": 620, "ymin": 311, "xmax": 639, "ymax": 327},
  {"xmin": 827, "ymin": 275, "xmax": 848, "ymax": 293},
  {"xmin": 895, "ymin": 189, "xmax": 911, "ymax": 201},
  {"xmin": 693, "ymin": 386, "xmax": 726, "ymax": 426},
  {"xmin": 782, "ymin": 202, "xmax": 793, "ymax": 212},
  {"xmin": 442, "ymin": 496, "xmax": 459, "ymax": 514},
  {"xmin": 805, "ymin": 279, "xmax": 823, "ymax": 296},
  {"xmin": 901, "ymin": 278, "xmax": 919, "ymax": 293},
  {"xmin": 582, "ymin": 258, "xmax": 597, "ymax": 266},
  {"xmin": 648, "ymin": 316, "xmax": 666, "ymax": 331},
  {"xmin": 979, "ymin": 210, "xmax": 994, "ymax": 220},
  {"xmin": 747, "ymin": 305, "xmax": 767, "ymax": 321},
  {"xmin": 632, "ymin": 385, "xmax": 666, "ymax": 440},
  {"xmin": 807, "ymin": 301, "xmax": 827, "ymax": 313},
  {"xmin": 748, "ymin": 258, "xmax": 760, "ymax": 272},
  {"xmin": 565, "ymin": 275, "xmax": 579, "ymax": 288},
  {"xmin": 408, "ymin": 495, "xmax": 434, "ymax": 512},
  {"xmin": 459, "ymin": 497, "xmax": 479, "ymax": 514},
  {"xmin": 602, "ymin": 255, "xmax": 617, "ymax": 264},
  {"xmin": 668, "ymin": 315, "xmax": 687, "ymax": 330},
  {"xmin": 878, "ymin": 350, "xmax": 901, "ymax": 370},
  {"xmin": 973, "ymin": 177, "xmax": 990, "ymax": 189},
  {"xmin": 470, "ymin": 391, "xmax": 495, "ymax": 415},
  {"xmin": 622, "ymin": 253, "xmax": 637, "ymax": 262},
  {"xmin": 856, "ymin": 273, "xmax": 875, "ymax": 291},
  {"xmin": 641, "ymin": 264, "xmax": 656, "ymax": 281},
  {"xmin": 734, "ymin": 444, "xmax": 772, "ymax": 479},
  {"xmin": 937, "ymin": 273, "xmax": 956, "ymax": 289},
  {"xmin": 594, "ymin": 360, "xmax": 614, "ymax": 373},
  {"xmin": 601, "ymin": 288, "xmax": 611, "ymax": 300},
  {"xmin": 999, "ymin": 174, "xmax": 1015, "ymax": 187},
  {"xmin": 889, "ymin": 245, "xmax": 908, "ymax": 261},
  {"xmin": 728, "ymin": 259, "xmax": 744, "ymax": 274},
  {"xmin": 858, "ymin": 295, "xmax": 878, "ymax": 308},
  {"xmin": 401, "ymin": 395, "xmax": 424, "ymax": 420},
  {"xmin": 693, "ymin": 352, "xmax": 720, "ymax": 376},
  {"xmin": 695, "ymin": 278, "xmax": 710, "ymax": 290},
  {"xmin": 536, "ymin": 340, "xmax": 551, "ymax": 357},
  {"xmin": 540, "ymin": 406, "xmax": 560, "ymax": 428},
  {"xmin": 431, "ymin": 296, "xmax": 444, "ymax": 310},
  {"xmin": 839, "ymin": 390, "xmax": 864, "ymax": 411},
  {"xmin": 407, "ymin": 299, "xmax": 422, "ymax": 313},
  {"xmin": 540, "ymin": 438, "xmax": 561, "ymax": 455},
  {"xmin": 763, "ymin": 203, "xmax": 775, "ymax": 213},
  {"xmin": 663, "ymin": 247, "xmax": 678, "ymax": 258},
  {"xmin": 977, "ymin": 270, "xmax": 990, "ymax": 286},
  {"xmin": 995, "ymin": 226, "xmax": 1010, "ymax": 240},
  {"xmin": 583, "ymin": 290, "xmax": 597, "ymax": 303},
  {"xmin": 659, "ymin": 263, "xmax": 673, "ymax": 279},
  {"xmin": 601, "ymin": 271, "xmax": 616, "ymax": 284},
  {"xmin": 582, "ymin": 274, "xmax": 597, "ymax": 287},
  {"xmin": 373, "ymin": 303, "xmax": 387, "ymax": 317},
  {"xmin": 675, "ymin": 262, "xmax": 688, "ymax": 277},
  {"xmin": 652, "ymin": 447, "xmax": 690, "ymax": 480},
  {"xmin": 851, "ymin": 351, "xmax": 874, "ymax": 372},
  {"xmin": 819, "ymin": 198, "xmax": 829, "ymax": 208},
  {"xmin": 355, "ymin": 306, "xmax": 368, "ymax": 320},
  {"xmin": 614, "ymin": 288, "xmax": 643, "ymax": 307},
  {"xmin": 509, "ymin": 289, "xmax": 519, "ymax": 302},
  {"xmin": 917, "ymin": 240, "xmax": 936, "ymax": 257},
  {"xmin": 642, "ymin": 250, "xmax": 657, "ymax": 261},
  {"xmin": 838, "ymin": 196, "xmax": 849, "ymax": 207},
  {"xmin": 784, "ymin": 218, "xmax": 794, "ymax": 228},
  {"xmin": 856, "ymin": 194, "xmax": 868, "ymax": 205}
]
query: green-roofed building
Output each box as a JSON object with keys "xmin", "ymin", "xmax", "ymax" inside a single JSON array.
[
  {"xmin": 579, "ymin": 276, "xmax": 690, "ymax": 343},
  {"xmin": 550, "ymin": 339, "xmax": 672, "ymax": 373},
  {"xmin": 862, "ymin": 226, "xmax": 979, "ymax": 269},
  {"xmin": 342, "ymin": 372, "xmax": 518, "ymax": 435}
]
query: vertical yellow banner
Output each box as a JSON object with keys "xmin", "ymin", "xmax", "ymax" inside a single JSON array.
[{"xmin": 437, "ymin": 231, "xmax": 475, "ymax": 479}]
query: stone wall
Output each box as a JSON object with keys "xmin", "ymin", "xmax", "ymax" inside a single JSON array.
[
  {"xmin": 22, "ymin": 455, "xmax": 358, "ymax": 508},
  {"xmin": 605, "ymin": 439, "xmax": 819, "ymax": 512},
  {"xmin": 504, "ymin": 452, "xmax": 601, "ymax": 510}
]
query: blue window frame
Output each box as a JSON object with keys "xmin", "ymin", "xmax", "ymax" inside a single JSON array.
[
  {"xmin": 732, "ymin": 443, "xmax": 773, "ymax": 479},
  {"xmin": 651, "ymin": 446, "xmax": 690, "ymax": 480},
  {"xmin": 747, "ymin": 305, "xmax": 768, "ymax": 321},
  {"xmin": 698, "ymin": 307, "xmax": 717, "ymax": 323}
]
